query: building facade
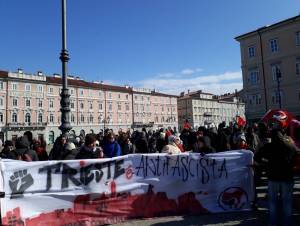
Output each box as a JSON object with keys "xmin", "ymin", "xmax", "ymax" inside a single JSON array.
[
  {"xmin": 235, "ymin": 15, "xmax": 300, "ymax": 121},
  {"xmin": 0, "ymin": 69, "xmax": 178, "ymax": 144},
  {"xmin": 178, "ymin": 90, "xmax": 245, "ymax": 130}
]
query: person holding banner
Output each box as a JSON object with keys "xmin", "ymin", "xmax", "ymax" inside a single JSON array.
[{"xmin": 254, "ymin": 128, "xmax": 300, "ymax": 226}]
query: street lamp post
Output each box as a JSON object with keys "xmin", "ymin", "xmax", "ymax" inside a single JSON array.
[
  {"xmin": 276, "ymin": 68, "xmax": 282, "ymax": 109},
  {"xmin": 235, "ymin": 89, "xmax": 239, "ymax": 116},
  {"xmin": 59, "ymin": 0, "xmax": 72, "ymax": 136}
]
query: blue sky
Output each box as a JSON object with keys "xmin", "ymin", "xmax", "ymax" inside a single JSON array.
[{"xmin": 0, "ymin": 0, "xmax": 299, "ymax": 94}]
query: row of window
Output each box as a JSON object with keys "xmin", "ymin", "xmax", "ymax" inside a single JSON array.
[
  {"xmin": 11, "ymin": 98, "xmax": 46, "ymax": 108},
  {"xmin": 10, "ymin": 112, "xmax": 43, "ymax": 124},
  {"xmin": 8, "ymin": 112, "xmax": 133, "ymax": 124},
  {"xmin": 246, "ymin": 91, "xmax": 286, "ymax": 106},
  {"xmin": 6, "ymin": 112, "xmax": 178, "ymax": 124},
  {"xmin": 3, "ymin": 83, "xmax": 130, "ymax": 100},
  {"xmin": 247, "ymin": 31, "xmax": 300, "ymax": 58},
  {"xmin": 9, "ymin": 98, "xmax": 177, "ymax": 114},
  {"xmin": 7, "ymin": 83, "xmax": 45, "ymax": 92},
  {"xmin": 2, "ymin": 82, "xmax": 176, "ymax": 105},
  {"xmin": 247, "ymin": 59, "xmax": 300, "ymax": 85},
  {"xmin": 134, "ymin": 95, "xmax": 175, "ymax": 104}
]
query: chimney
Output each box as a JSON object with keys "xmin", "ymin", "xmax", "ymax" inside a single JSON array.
[
  {"xmin": 17, "ymin": 68, "xmax": 23, "ymax": 74},
  {"xmin": 187, "ymin": 89, "xmax": 190, "ymax": 94}
]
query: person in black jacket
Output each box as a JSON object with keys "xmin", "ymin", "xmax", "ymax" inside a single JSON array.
[
  {"xmin": 0, "ymin": 140, "xmax": 14, "ymax": 159},
  {"xmin": 49, "ymin": 135, "xmax": 68, "ymax": 160},
  {"xmin": 76, "ymin": 134, "xmax": 103, "ymax": 159},
  {"xmin": 193, "ymin": 136, "xmax": 215, "ymax": 154},
  {"xmin": 134, "ymin": 131, "xmax": 149, "ymax": 153},
  {"xmin": 9, "ymin": 136, "xmax": 39, "ymax": 161},
  {"xmin": 254, "ymin": 128, "xmax": 300, "ymax": 226},
  {"xmin": 61, "ymin": 142, "xmax": 78, "ymax": 160}
]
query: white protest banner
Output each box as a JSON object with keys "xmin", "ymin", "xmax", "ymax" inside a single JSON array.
[{"xmin": 0, "ymin": 150, "xmax": 254, "ymax": 226}]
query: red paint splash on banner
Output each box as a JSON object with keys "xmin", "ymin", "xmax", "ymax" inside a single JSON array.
[{"xmin": 2, "ymin": 185, "xmax": 208, "ymax": 226}]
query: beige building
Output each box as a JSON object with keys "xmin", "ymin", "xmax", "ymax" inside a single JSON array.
[
  {"xmin": 235, "ymin": 15, "xmax": 300, "ymax": 121},
  {"xmin": 178, "ymin": 90, "xmax": 245, "ymax": 130},
  {"xmin": 0, "ymin": 69, "xmax": 178, "ymax": 143}
]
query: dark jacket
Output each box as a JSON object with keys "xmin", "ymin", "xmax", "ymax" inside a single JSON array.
[
  {"xmin": 75, "ymin": 145, "xmax": 102, "ymax": 159},
  {"xmin": 0, "ymin": 147, "xmax": 11, "ymax": 159},
  {"xmin": 254, "ymin": 130, "xmax": 300, "ymax": 181},
  {"xmin": 61, "ymin": 149, "xmax": 79, "ymax": 160},
  {"xmin": 194, "ymin": 136, "xmax": 216, "ymax": 154},
  {"xmin": 135, "ymin": 136, "xmax": 149, "ymax": 153},
  {"xmin": 8, "ymin": 148, "xmax": 39, "ymax": 161},
  {"xmin": 49, "ymin": 137, "xmax": 65, "ymax": 160},
  {"xmin": 246, "ymin": 132, "xmax": 260, "ymax": 152},
  {"xmin": 11, "ymin": 136, "xmax": 39, "ymax": 161},
  {"xmin": 216, "ymin": 130, "xmax": 230, "ymax": 152},
  {"xmin": 122, "ymin": 143, "xmax": 135, "ymax": 155},
  {"xmin": 148, "ymin": 136, "xmax": 157, "ymax": 153},
  {"xmin": 156, "ymin": 137, "xmax": 166, "ymax": 153}
]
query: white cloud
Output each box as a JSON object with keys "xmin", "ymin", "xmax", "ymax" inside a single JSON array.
[
  {"xmin": 133, "ymin": 71, "xmax": 243, "ymax": 95},
  {"xmin": 157, "ymin": 73, "xmax": 175, "ymax": 78},
  {"xmin": 181, "ymin": 69, "xmax": 195, "ymax": 75},
  {"xmin": 181, "ymin": 68, "xmax": 203, "ymax": 75}
]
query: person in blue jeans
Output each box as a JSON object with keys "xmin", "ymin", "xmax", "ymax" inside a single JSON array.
[{"xmin": 255, "ymin": 128, "xmax": 300, "ymax": 226}]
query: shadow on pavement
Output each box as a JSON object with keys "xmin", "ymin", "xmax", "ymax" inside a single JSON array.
[{"xmin": 150, "ymin": 211, "xmax": 269, "ymax": 226}]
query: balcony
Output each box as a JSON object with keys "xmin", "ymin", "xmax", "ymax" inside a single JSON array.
[{"xmin": 6, "ymin": 122, "xmax": 47, "ymax": 131}]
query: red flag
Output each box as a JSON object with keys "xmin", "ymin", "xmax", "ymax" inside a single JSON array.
[
  {"xmin": 261, "ymin": 109, "xmax": 294, "ymax": 128},
  {"xmin": 183, "ymin": 121, "xmax": 191, "ymax": 130},
  {"xmin": 236, "ymin": 116, "xmax": 246, "ymax": 127}
]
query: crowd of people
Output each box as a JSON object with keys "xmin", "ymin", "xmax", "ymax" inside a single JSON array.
[
  {"xmin": 0, "ymin": 119, "xmax": 299, "ymax": 163},
  {"xmin": 0, "ymin": 121, "xmax": 279, "ymax": 161},
  {"xmin": 0, "ymin": 117, "xmax": 299, "ymax": 226}
]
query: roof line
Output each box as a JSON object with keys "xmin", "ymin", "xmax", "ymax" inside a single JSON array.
[
  {"xmin": 235, "ymin": 14, "xmax": 300, "ymax": 40},
  {"xmin": 0, "ymin": 69, "xmax": 177, "ymax": 97}
]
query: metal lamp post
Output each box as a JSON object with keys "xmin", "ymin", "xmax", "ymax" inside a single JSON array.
[
  {"xmin": 59, "ymin": 0, "xmax": 72, "ymax": 136},
  {"xmin": 235, "ymin": 89, "xmax": 239, "ymax": 116},
  {"xmin": 276, "ymin": 68, "xmax": 282, "ymax": 109}
]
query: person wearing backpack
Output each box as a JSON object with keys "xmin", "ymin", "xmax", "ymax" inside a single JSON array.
[
  {"xmin": 254, "ymin": 128, "xmax": 300, "ymax": 226},
  {"xmin": 102, "ymin": 132, "xmax": 121, "ymax": 158}
]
